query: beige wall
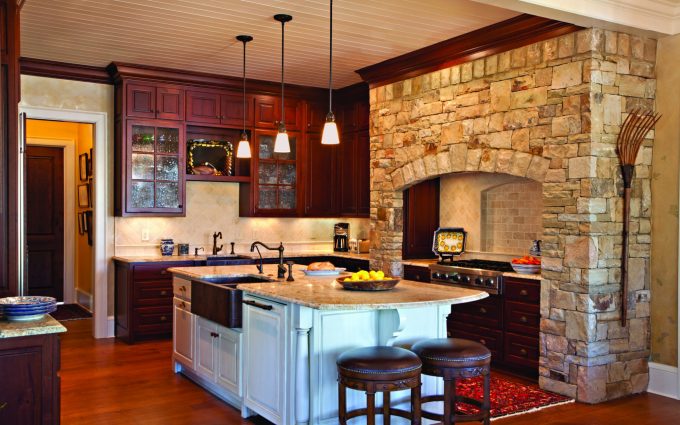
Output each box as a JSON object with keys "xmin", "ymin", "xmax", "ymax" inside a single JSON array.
[
  {"xmin": 651, "ymin": 34, "xmax": 680, "ymax": 366},
  {"xmin": 439, "ymin": 173, "xmax": 541, "ymax": 254}
]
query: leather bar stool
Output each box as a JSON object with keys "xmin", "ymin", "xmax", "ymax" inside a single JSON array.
[
  {"xmin": 337, "ymin": 346, "xmax": 422, "ymax": 425},
  {"xmin": 411, "ymin": 338, "xmax": 491, "ymax": 425}
]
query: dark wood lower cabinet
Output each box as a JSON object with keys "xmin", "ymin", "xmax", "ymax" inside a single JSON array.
[
  {"xmin": 404, "ymin": 264, "xmax": 539, "ymax": 378},
  {"xmin": 0, "ymin": 333, "xmax": 61, "ymax": 425}
]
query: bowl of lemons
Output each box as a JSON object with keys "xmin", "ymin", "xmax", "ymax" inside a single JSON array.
[{"xmin": 337, "ymin": 270, "xmax": 401, "ymax": 291}]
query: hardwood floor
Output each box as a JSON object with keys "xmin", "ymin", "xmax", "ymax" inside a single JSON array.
[{"xmin": 60, "ymin": 319, "xmax": 679, "ymax": 424}]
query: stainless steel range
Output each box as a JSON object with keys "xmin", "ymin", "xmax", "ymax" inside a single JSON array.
[{"xmin": 429, "ymin": 259, "xmax": 514, "ymax": 295}]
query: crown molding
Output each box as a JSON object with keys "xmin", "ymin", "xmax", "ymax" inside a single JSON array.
[{"xmin": 20, "ymin": 57, "xmax": 113, "ymax": 84}]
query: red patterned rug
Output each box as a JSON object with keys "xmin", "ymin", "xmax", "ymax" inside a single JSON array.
[{"xmin": 454, "ymin": 376, "xmax": 573, "ymax": 420}]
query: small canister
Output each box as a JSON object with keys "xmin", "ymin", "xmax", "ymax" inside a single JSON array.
[
  {"xmin": 178, "ymin": 243, "xmax": 190, "ymax": 256},
  {"xmin": 160, "ymin": 238, "xmax": 175, "ymax": 256}
]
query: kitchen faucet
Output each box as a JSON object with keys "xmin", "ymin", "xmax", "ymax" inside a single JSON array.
[
  {"xmin": 212, "ymin": 232, "xmax": 223, "ymax": 255},
  {"xmin": 250, "ymin": 241, "xmax": 286, "ymax": 278}
]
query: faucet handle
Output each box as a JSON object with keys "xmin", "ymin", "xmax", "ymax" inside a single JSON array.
[
  {"xmin": 286, "ymin": 261, "xmax": 294, "ymax": 282},
  {"xmin": 195, "ymin": 247, "xmax": 205, "ymax": 256},
  {"xmin": 230, "ymin": 242, "xmax": 235, "ymax": 255}
]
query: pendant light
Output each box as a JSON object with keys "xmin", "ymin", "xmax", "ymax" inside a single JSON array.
[
  {"xmin": 321, "ymin": 0, "xmax": 340, "ymax": 145},
  {"xmin": 236, "ymin": 35, "xmax": 253, "ymax": 158},
  {"xmin": 274, "ymin": 14, "xmax": 293, "ymax": 153}
]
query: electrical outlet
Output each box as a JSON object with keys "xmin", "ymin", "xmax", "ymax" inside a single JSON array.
[
  {"xmin": 636, "ymin": 290, "xmax": 650, "ymax": 303},
  {"xmin": 141, "ymin": 228, "xmax": 150, "ymax": 242}
]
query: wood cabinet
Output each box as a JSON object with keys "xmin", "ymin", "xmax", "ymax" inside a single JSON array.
[
  {"xmin": 194, "ymin": 316, "xmax": 242, "ymax": 396},
  {"xmin": 186, "ymin": 89, "xmax": 253, "ymax": 127},
  {"xmin": 0, "ymin": 333, "xmax": 61, "ymax": 425},
  {"xmin": 115, "ymin": 260, "xmax": 195, "ymax": 343},
  {"xmin": 304, "ymin": 132, "xmax": 338, "ymax": 216},
  {"xmin": 242, "ymin": 294, "xmax": 289, "ymax": 424},
  {"xmin": 118, "ymin": 120, "xmax": 186, "ymax": 216},
  {"xmin": 254, "ymin": 95, "xmax": 302, "ymax": 130},
  {"xmin": 337, "ymin": 131, "xmax": 370, "ymax": 217},
  {"xmin": 127, "ymin": 83, "xmax": 185, "ymax": 121},
  {"xmin": 173, "ymin": 297, "xmax": 194, "ymax": 369},
  {"xmin": 403, "ymin": 179, "xmax": 440, "ymax": 259},
  {"xmin": 403, "ymin": 264, "xmax": 431, "ymax": 282}
]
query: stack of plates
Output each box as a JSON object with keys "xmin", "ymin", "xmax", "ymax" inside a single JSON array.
[{"xmin": 0, "ymin": 296, "xmax": 57, "ymax": 322}]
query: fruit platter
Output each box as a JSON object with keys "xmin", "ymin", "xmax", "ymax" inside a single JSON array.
[
  {"xmin": 338, "ymin": 270, "xmax": 400, "ymax": 291},
  {"xmin": 511, "ymin": 256, "xmax": 541, "ymax": 274}
]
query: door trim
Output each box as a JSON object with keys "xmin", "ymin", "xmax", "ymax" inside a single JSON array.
[
  {"xmin": 26, "ymin": 138, "xmax": 75, "ymax": 303},
  {"xmin": 19, "ymin": 106, "xmax": 111, "ymax": 338}
]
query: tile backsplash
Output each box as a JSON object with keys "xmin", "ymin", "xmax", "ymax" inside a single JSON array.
[
  {"xmin": 439, "ymin": 172, "xmax": 541, "ymax": 256},
  {"xmin": 114, "ymin": 181, "xmax": 370, "ymax": 256}
]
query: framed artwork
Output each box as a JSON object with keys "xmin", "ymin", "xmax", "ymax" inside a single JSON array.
[
  {"xmin": 84, "ymin": 211, "xmax": 93, "ymax": 246},
  {"xmin": 78, "ymin": 183, "xmax": 91, "ymax": 208},
  {"xmin": 77, "ymin": 212, "xmax": 85, "ymax": 235},
  {"xmin": 79, "ymin": 152, "xmax": 89, "ymax": 181}
]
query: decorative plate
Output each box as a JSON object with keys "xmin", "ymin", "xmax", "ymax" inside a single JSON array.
[
  {"xmin": 303, "ymin": 268, "xmax": 347, "ymax": 276},
  {"xmin": 432, "ymin": 227, "xmax": 467, "ymax": 257},
  {"xmin": 337, "ymin": 278, "xmax": 400, "ymax": 291}
]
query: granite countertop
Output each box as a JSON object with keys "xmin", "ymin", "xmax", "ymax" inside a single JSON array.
[
  {"xmin": 168, "ymin": 264, "xmax": 488, "ymax": 310},
  {"xmin": 113, "ymin": 251, "xmax": 370, "ymax": 264},
  {"xmin": 0, "ymin": 315, "xmax": 67, "ymax": 339}
]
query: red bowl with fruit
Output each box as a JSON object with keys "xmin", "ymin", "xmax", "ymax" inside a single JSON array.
[{"xmin": 511, "ymin": 256, "xmax": 541, "ymax": 274}]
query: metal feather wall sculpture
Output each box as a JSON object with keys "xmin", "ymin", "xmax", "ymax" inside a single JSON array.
[{"xmin": 616, "ymin": 109, "xmax": 660, "ymax": 326}]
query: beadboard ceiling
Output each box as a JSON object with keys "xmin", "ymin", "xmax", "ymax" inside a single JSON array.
[{"xmin": 20, "ymin": 0, "xmax": 518, "ymax": 88}]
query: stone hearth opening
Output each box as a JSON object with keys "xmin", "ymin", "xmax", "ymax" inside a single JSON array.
[{"xmin": 368, "ymin": 28, "xmax": 655, "ymax": 403}]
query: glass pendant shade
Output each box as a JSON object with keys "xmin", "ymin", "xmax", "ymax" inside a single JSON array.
[
  {"xmin": 274, "ymin": 125, "xmax": 290, "ymax": 153},
  {"xmin": 236, "ymin": 133, "xmax": 251, "ymax": 158},
  {"xmin": 321, "ymin": 119, "xmax": 339, "ymax": 145}
]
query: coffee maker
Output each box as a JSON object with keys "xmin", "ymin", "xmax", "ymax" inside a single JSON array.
[{"xmin": 334, "ymin": 223, "xmax": 349, "ymax": 252}]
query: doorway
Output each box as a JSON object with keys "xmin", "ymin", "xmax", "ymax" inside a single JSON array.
[{"xmin": 25, "ymin": 119, "xmax": 95, "ymax": 309}]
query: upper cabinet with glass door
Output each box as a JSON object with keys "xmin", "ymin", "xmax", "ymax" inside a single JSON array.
[
  {"xmin": 251, "ymin": 129, "xmax": 300, "ymax": 215},
  {"xmin": 119, "ymin": 120, "xmax": 186, "ymax": 216}
]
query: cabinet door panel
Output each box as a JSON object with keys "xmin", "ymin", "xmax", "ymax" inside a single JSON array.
[
  {"xmin": 186, "ymin": 91, "xmax": 221, "ymax": 125},
  {"xmin": 283, "ymin": 99, "xmax": 302, "ymax": 131},
  {"xmin": 338, "ymin": 133, "xmax": 357, "ymax": 215},
  {"xmin": 156, "ymin": 86, "xmax": 184, "ymax": 121},
  {"xmin": 216, "ymin": 327, "xmax": 241, "ymax": 396},
  {"xmin": 306, "ymin": 102, "xmax": 326, "ymax": 133},
  {"xmin": 356, "ymin": 100, "xmax": 370, "ymax": 130},
  {"xmin": 173, "ymin": 299, "xmax": 194, "ymax": 368},
  {"xmin": 126, "ymin": 83, "xmax": 156, "ymax": 118},
  {"xmin": 254, "ymin": 96, "xmax": 278, "ymax": 129},
  {"xmin": 305, "ymin": 133, "xmax": 336, "ymax": 216},
  {"xmin": 195, "ymin": 318, "xmax": 217, "ymax": 379},
  {"xmin": 403, "ymin": 179, "xmax": 439, "ymax": 259},
  {"xmin": 221, "ymin": 94, "xmax": 252, "ymax": 127},
  {"xmin": 356, "ymin": 131, "xmax": 370, "ymax": 216}
]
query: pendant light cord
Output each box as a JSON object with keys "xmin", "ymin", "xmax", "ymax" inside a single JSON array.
[
  {"xmin": 328, "ymin": 0, "xmax": 333, "ymax": 113},
  {"xmin": 242, "ymin": 39, "xmax": 247, "ymax": 135},
  {"xmin": 281, "ymin": 19, "xmax": 285, "ymax": 127}
]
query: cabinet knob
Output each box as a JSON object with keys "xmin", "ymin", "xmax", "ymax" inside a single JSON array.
[
  {"xmin": 479, "ymin": 338, "xmax": 486, "ymax": 345},
  {"xmin": 178, "ymin": 204, "xmax": 183, "ymax": 208},
  {"xmin": 160, "ymin": 316, "xmax": 167, "ymax": 321},
  {"xmin": 520, "ymin": 348, "xmax": 528, "ymax": 356},
  {"xmin": 479, "ymin": 307, "xmax": 487, "ymax": 314},
  {"xmin": 179, "ymin": 286, "xmax": 186, "ymax": 292},
  {"xmin": 160, "ymin": 290, "xmax": 167, "ymax": 296},
  {"xmin": 519, "ymin": 289, "xmax": 528, "ymax": 296},
  {"xmin": 210, "ymin": 332, "xmax": 219, "ymax": 338},
  {"xmin": 160, "ymin": 269, "xmax": 168, "ymax": 275},
  {"xmin": 180, "ymin": 301, "xmax": 186, "ymax": 309},
  {"xmin": 520, "ymin": 315, "xmax": 528, "ymax": 323}
]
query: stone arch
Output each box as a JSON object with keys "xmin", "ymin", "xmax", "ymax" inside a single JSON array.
[{"xmin": 371, "ymin": 146, "xmax": 552, "ymax": 275}]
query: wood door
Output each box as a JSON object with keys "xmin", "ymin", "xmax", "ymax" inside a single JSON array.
[
  {"xmin": 356, "ymin": 131, "xmax": 370, "ymax": 216},
  {"xmin": 282, "ymin": 98, "xmax": 302, "ymax": 131},
  {"xmin": 186, "ymin": 90, "xmax": 220, "ymax": 125},
  {"xmin": 26, "ymin": 146, "xmax": 64, "ymax": 300},
  {"xmin": 338, "ymin": 133, "xmax": 357, "ymax": 216},
  {"xmin": 126, "ymin": 83, "xmax": 156, "ymax": 119},
  {"xmin": 221, "ymin": 93, "xmax": 252, "ymax": 127},
  {"xmin": 306, "ymin": 102, "xmax": 326, "ymax": 133},
  {"xmin": 403, "ymin": 178, "xmax": 439, "ymax": 259},
  {"xmin": 156, "ymin": 86, "xmax": 184, "ymax": 121},
  {"xmin": 254, "ymin": 95, "xmax": 278, "ymax": 129},
  {"xmin": 304, "ymin": 133, "xmax": 337, "ymax": 216}
]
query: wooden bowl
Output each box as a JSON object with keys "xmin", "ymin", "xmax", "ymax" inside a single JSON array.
[{"xmin": 337, "ymin": 278, "xmax": 401, "ymax": 291}]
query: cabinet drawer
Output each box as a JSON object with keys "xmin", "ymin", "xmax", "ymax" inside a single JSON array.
[
  {"xmin": 449, "ymin": 324, "xmax": 502, "ymax": 362},
  {"xmin": 450, "ymin": 296, "xmax": 503, "ymax": 328},
  {"xmin": 403, "ymin": 265, "xmax": 430, "ymax": 283},
  {"xmin": 134, "ymin": 306, "xmax": 173, "ymax": 331},
  {"xmin": 133, "ymin": 262, "xmax": 193, "ymax": 281},
  {"xmin": 173, "ymin": 277, "xmax": 192, "ymax": 301},
  {"xmin": 504, "ymin": 278, "xmax": 540, "ymax": 303},
  {"xmin": 134, "ymin": 281, "xmax": 173, "ymax": 306},
  {"xmin": 504, "ymin": 332, "xmax": 539, "ymax": 368},
  {"xmin": 504, "ymin": 301, "xmax": 540, "ymax": 337}
]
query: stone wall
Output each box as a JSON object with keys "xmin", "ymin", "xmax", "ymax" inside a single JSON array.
[{"xmin": 368, "ymin": 28, "xmax": 656, "ymax": 402}]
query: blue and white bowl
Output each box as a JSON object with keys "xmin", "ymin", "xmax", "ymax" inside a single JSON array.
[{"xmin": 0, "ymin": 296, "xmax": 57, "ymax": 321}]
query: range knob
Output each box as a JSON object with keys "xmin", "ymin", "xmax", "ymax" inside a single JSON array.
[
  {"xmin": 451, "ymin": 274, "xmax": 460, "ymax": 282},
  {"xmin": 461, "ymin": 276, "xmax": 470, "ymax": 284},
  {"xmin": 475, "ymin": 277, "xmax": 484, "ymax": 285},
  {"xmin": 441, "ymin": 274, "xmax": 449, "ymax": 280},
  {"xmin": 432, "ymin": 272, "xmax": 441, "ymax": 279},
  {"xmin": 485, "ymin": 278, "xmax": 495, "ymax": 287}
]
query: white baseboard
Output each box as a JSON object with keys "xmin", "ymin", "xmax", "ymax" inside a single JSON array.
[
  {"xmin": 76, "ymin": 288, "xmax": 93, "ymax": 311},
  {"xmin": 649, "ymin": 362, "xmax": 679, "ymax": 399},
  {"xmin": 107, "ymin": 315, "xmax": 115, "ymax": 337}
]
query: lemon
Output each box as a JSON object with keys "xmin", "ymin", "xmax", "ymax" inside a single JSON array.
[
  {"xmin": 376, "ymin": 271, "xmax": 385, "ymax": 280},
  {"xmin": 343, "ymin": 278, "xmax": 352, "ymax": 282},
  {"xmin": 369, "ymin": 271, "xmax": 377, "ymax": 280},
  {"xmin": 358, "ymin": 270, "xmax": 370, "ymax": 280}
]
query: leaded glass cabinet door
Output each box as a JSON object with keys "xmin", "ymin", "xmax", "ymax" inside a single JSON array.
[
  {"xmin": 125, "ymin": 120, "xmax": 185, "ymax": 216},
  {"xmin": 253, "ymin": 130, "xmax": 300, "ymax": 215}
]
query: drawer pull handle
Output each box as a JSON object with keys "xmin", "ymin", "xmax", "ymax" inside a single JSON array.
[
  {"xmin": 479, "ymin": 338, "xmax": 486, "ymax": 345},
  {"xmin": 180, "ymin": 301, "xmax": 186, "ymax": 309},
  {"xmin": 243, "ymin": 300, "xmax": 274, "ymax": 311},
  {"xmin": 160, "ymin": 290, "xmax": 167, "ymax": 296},
  {"xmin": 519, "ymin": 289, "xmax": 528, "ymax": 296},
  {"xmin": 479, "ymin": 307, "xmax": 487, "ymax": 314},
  {"xmin": 179, "ymin": 286, "xmax": 186, "ymax": 292},
  {"xmin": 520, "ymin": 348, "xmax": 528, "ymax": 356},
  {"xmin": 160, "ymin": 316, "xmax": 167, "ymax": 321},
  {"xmin": 210, "ymin": 332, "xmax": 219, "ymax": 338}
]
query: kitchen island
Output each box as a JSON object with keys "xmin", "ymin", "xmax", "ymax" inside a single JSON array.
[{"xmin": 169, "ymin": 264, "xmax": 487, "ymax": 425}]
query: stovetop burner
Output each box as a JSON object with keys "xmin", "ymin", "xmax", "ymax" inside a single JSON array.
[{"xmin": 436, "ymin": 259, "xmax": 514, "ymax": 273}]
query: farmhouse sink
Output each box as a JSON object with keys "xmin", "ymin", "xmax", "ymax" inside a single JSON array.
[
  {"xmin": 204, "ymin": 255, "xmax": 254, "ymax": 266},
  {"xmin": 191, "ymin": 274, "xmax": 275, "ymax": 328}
]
